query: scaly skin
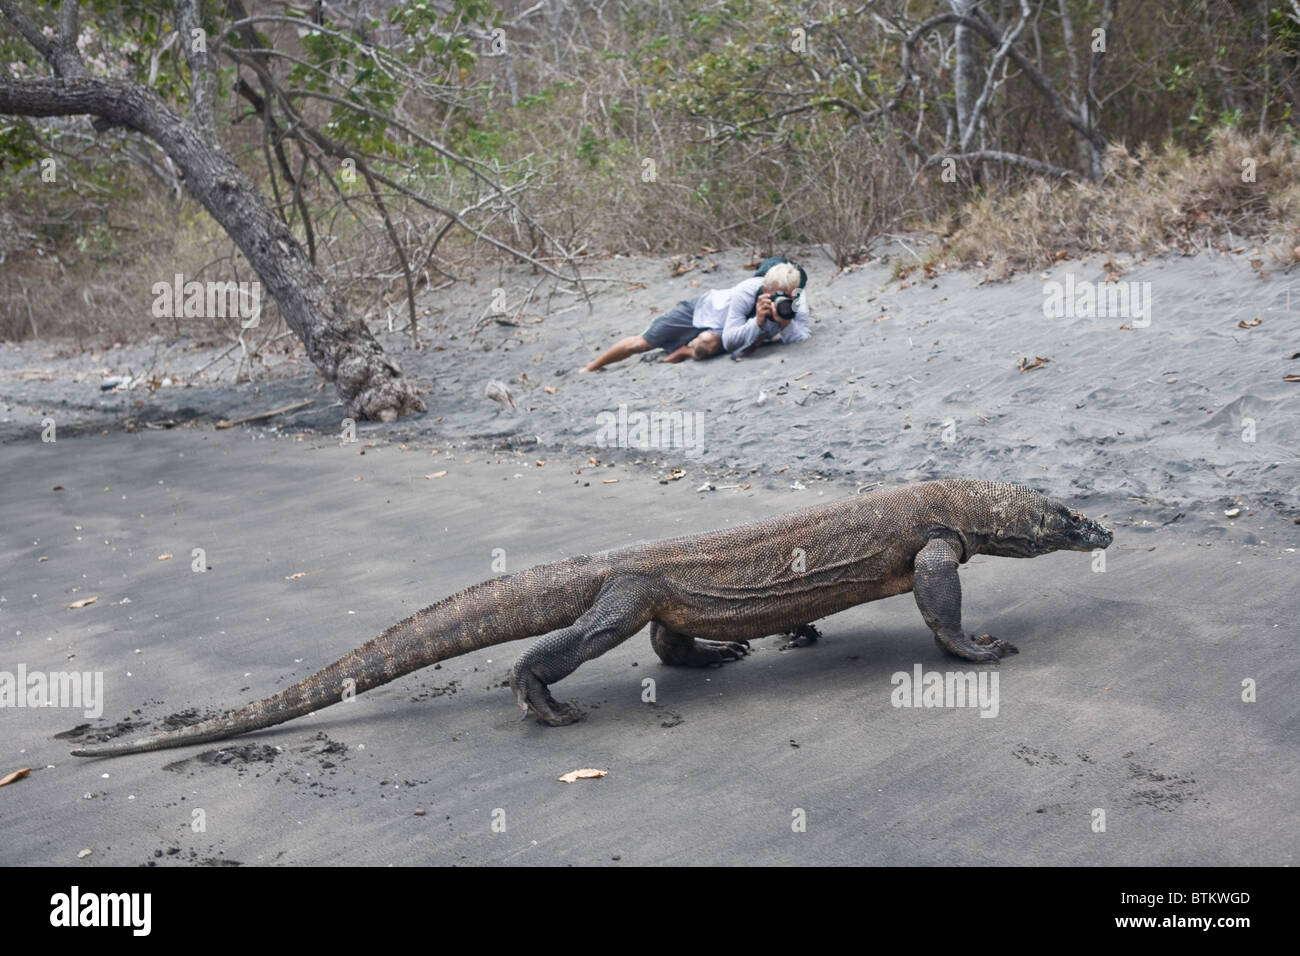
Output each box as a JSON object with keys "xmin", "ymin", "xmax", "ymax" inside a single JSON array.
[{"xmin": 70, "ymin": 479, "xmax": 1111, "ymax": 757}]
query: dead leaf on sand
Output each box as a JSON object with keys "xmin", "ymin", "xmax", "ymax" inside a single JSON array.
[
  {"xmin": 558, "ymin": 768, "xmax": 607, "ymax": 784},
  {"xmin": 1284, "ymin": 374, "xmax": 1300, "ymax": 383},
  {"xmin": 425, "ymin": 470, "xmax": 448, "ymax": 479},
  {"xmin": 1017, "ymin": 356, "xmax": 1052, "ymax": 373},
  {"xmin": 67, "ymin": 596, "xmax": 98, "ymax": 609},
  {"xmin": 0, "ymin": 768, "xmax": 31, "ymax": 787},
  {"xmin": 659, "ymin": 469, "xmax": 686, "ymax": 484},
  {"xmin": 1237, "ymin": 317, "xmax": 1262, "ymax": 328}
]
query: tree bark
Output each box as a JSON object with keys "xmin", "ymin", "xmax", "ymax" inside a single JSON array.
[
  {"xmin": 950, "ymin": 0, "xmax": 980, "ymax": 141},
  {"xmin": 0, "ymin": 75, "xmax": 425, "ymax": 422},
  {"xmin": 949, "ymin": 0, "xmax": 983, "ymax": 185}
]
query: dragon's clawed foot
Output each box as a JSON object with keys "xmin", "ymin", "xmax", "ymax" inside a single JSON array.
[
  {"xmin": 971, "ymin": 633, "xmax": 1019, "ymax": 658},
  {"xmin": 510, "ymin": 668, "xmax": 585, "ymax": 726},
  {"xmin": 781, "ymin": 623, "xmax": 822, "ymax": 650},
  {"xmin": 934, "ymin": 631, "xmax": 1019, "ymax": 662},
  {"xmin": 685, "ymin": 638, "xmax": 750, "ymax": 667}
]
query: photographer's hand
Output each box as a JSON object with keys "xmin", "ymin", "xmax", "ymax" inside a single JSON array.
[{"xmin": 755, "ymin": 293, "xmax": 774, "ymax": 327}]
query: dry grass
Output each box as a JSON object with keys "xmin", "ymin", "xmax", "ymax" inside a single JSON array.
[
  {"xmin": 0, "ymin": 190, "xmax": 286, "ymax": 348},
  {"xmin": 929, "ymin": 128, "xmax": 1300, "ymax": 277}
]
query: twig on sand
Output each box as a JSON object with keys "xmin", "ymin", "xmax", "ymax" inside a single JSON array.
[
  {"xmin": 215, "ymin": 399, "xmax": 314, "ymax": 430},
  {"xmin": 191, "ymin": 342, "xmax": 242, "ymax": 380}
]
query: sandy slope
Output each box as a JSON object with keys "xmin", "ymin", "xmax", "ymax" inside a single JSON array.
[{"xmin": 3, "ymin": 247, "xmax": 1296, "ymax": 528}]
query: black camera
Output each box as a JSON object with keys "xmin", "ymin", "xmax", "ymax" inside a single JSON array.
[{"xmin": 769, "ymin": 291, "xmax": 796, "ymax": 321}]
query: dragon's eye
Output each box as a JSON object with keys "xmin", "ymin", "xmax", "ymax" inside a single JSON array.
[{"xmin": 1070, "ymin": 513, "xmax": 1081, "ymax": 525}]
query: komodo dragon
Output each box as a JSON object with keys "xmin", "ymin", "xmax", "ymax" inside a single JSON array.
[{"xmin": 70, "ymin": 479, "xmax": 1112, "ymax": 757}]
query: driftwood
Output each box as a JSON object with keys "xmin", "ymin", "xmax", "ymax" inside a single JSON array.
[{"xmin": 215, "ymin": 399, "xmax": 313, "ymax": 429}]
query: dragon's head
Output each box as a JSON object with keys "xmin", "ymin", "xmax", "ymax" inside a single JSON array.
[{"xmin": 981, "ymin": 492, "xmax": 1113, "ymax": 558}]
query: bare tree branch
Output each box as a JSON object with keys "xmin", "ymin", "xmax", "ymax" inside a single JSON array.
[
  {"xmin": 959, "ymin": 0, "xmax": 1031, "ymax": 153},
  {"xmin": 1084, "ymin": 1, "xmax": 1119, "ymax": 177},
  {"xmin": 176, "ymin": 0, "xmax": 217, "ymax": 141},
  {"xmin": 353, "ymin": 154, "xmax": 420, "ymax": 348},
  {"xmin": 0, "ymin": 0, "xmax": 57, "ymax": 61},
  {"xmin": 0, "ymin": 0, "xmax": 85, "ymax": 77}
]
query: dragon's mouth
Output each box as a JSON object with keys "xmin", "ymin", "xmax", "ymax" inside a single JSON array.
[
  {"xmin": 988, "ymin": 535, "xmax": 1052, "ymax": 557},
  {"xmin": 1057, "ymin": 519, "xmax": 1113, "ymax": 551}
]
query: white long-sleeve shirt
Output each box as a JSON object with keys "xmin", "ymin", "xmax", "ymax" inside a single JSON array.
[{"xmin": 695, "ymin": 276, "xmax": 811, "ymax": 352}]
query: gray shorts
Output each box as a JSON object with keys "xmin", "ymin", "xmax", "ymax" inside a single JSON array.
[{"xmin": 642, "ymin": 297, "xmax": 708, "ymax": 351}]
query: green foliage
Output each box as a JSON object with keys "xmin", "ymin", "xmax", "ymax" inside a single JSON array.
[
  {"xmin": 517, "ymin": 81, "xmax": 574, "ymax": 110},
  {"xmin": 0, "ymin": 120, "xmax": 41, "ymax": 172},
  {"xmin": 576, "ymin": 125, "xmax": 604, "ymax": 167},
  {"xmin": 461, "ymin": 125, "xmax": 503, "ymax": 157},
  {"xmin": 392, "ymin": 0, "xmax": 498, "ymax": 70},
  {"xmin": 1268, "ymin": 5, "xmax": 1300, "ymax": 54}
]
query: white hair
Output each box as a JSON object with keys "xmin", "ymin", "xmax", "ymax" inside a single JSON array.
[{"xmin": 762, "ymin": 262, "xmax": 800, "ymax": 292}]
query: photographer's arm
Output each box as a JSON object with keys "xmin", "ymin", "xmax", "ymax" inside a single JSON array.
[
  {"xmin": 721, "ymin": 286, "xmax": 765, "ymax": 352},
  {"xmin": 778, "ymin": 296, "xmax": 812, "ymax": 344}
]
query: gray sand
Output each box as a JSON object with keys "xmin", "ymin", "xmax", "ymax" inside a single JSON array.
[{"xmin": 1, "ymin": 249, "xmax": 1297, "ymax": 865}]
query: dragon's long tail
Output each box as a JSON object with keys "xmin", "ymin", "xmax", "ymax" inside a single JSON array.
[{"xmin": 70, "ymin": 556, "xmax": 608, "ymax": 757}]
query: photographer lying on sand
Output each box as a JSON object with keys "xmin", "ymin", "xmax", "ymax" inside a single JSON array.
[{"xmin": 582, "ymin": 259, "xmax": 811, "ymax": 372}]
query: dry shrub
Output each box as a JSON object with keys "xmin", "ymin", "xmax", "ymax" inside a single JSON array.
[{"xmin": 932, "ymin": 128, "xmax": 1300, "ymax": 275}]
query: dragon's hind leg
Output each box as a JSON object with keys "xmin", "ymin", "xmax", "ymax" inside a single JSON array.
[
  {"xmin": 509, "ymin": 575, "xmax": 655, "ymax": 725},
  {"xmin": 650, "ymin": 623, "xmax": 750, "ymax": 667}
]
